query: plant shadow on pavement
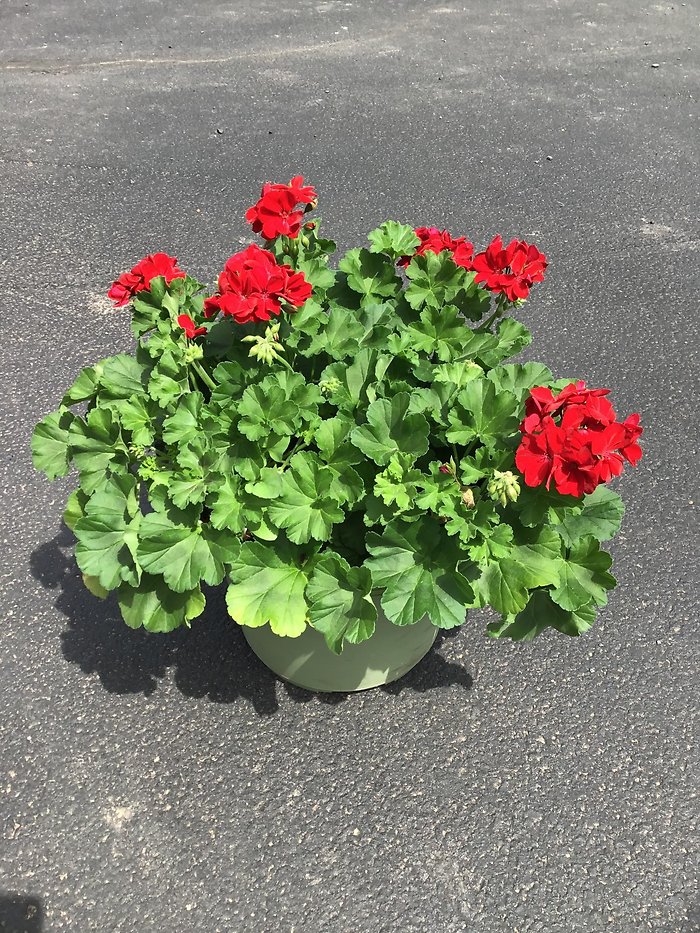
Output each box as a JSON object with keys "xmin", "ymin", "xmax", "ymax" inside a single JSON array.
[
  {"xmin": 30, "ymin": 526, "xmax": 472, "ymax": 715},
  {"xmin": 0, "ymin": 892, "xmax": 43, "ymax": 932}
]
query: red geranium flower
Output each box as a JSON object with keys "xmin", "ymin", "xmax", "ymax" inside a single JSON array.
[
  {"xmin": 551, "ymin": 436, "xmax": 600, "ymax": 497},
  {"xmin": 245, "ymin": 175, "xmax": 318, "ymax": 240},
  {"xmin": 516, "ymin": 382, "xmax": 643, "ymax": 498},
  {"xmin": 204, "ymin": 244, "xmax": 312, "ymax": 325},
  {"xmin": 620, "ymin": 413, "xmax": 644, "ymax": 466},
  {"xmin": 472, "ymin": 235, "xmax": 547, "ymax": 302},
  {"xmin": 108, "ymin": 253, "xmax": 186, "ymax": 307},
  {"xmin": 521, "ymin": 381, "xmax": 611, "ymax": 434},
  {"xmin": 515, "ymin": 419, "xmax": 565, "ymax": 490},
  {"xmin": 398, "ymin": 226, "xmax": 474, "ymax": 270},
  {"xmin": 177, "ymin": 313, "xmax": 207, "ymax": 339},
  {"xmin": 261, "ymin": 174, "xmax": 317, "ymax": 205}
]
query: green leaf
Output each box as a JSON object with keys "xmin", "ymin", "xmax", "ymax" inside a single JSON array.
[
  {"xmin": 488, "ymin": 590, "xmax": 597, "ymax": 641},
  {"xmin": 486, "ymin": 362, "xmax": 554, "ymax": 403},
  {"xmin": 210, "ymin": 360, "xmax": 249, "ymax": 403},
  {"xmin": 406, "ymin": 305, "xmax": 480, "ymax": 362},
  {"xmin": 162, "ymin": 392, "xmax": 204, "ymax": 445},
  {"xmin": 357, "ymin": 303, "xmax": 399, "ymax": 350},
  {"xmin": 82, "ymin": 574, "xmax": 109, "ymax": 599},
  {"xmin": 31, "ymin": 409, "xmax": 75, "ymax": 480},
  {"xmin": 131, "ymin": 292, "xmax": 165, "ymax": 337},
  {"xmin": 365, "ymin": 517, "xmax": 474, "ymax": 628},
  {"xmin": 284, "ymin": 298, "xmax": 326, "ymax": 351},
  {"xmin": 403, "ymin": 250, "xmax": 468, "ymax": 310},
  {"xmin": 226, "ymin": 539, "xmax": 309, "ymax": 637},
  {"xmin": 314, "ymin": 415, "xmax": 363, "ymax": 467},
  {"xmin": 296, "ymin": 257, "xmax": 336, "ymax": 290},
  {"xmin": 372, "ymin": 453, "xmax": 423, "ymax": 514},
  {"xmin": 306, "ymin": 306, "xmax": 366, "ymax": 359},
  {"xmin": 74, "ymin": 474, "xmax": 141, "ymax": 590},
  {"xmin": 261, "ymin": 370, "xmax": 323, "ymax": 418},
  {"xmin": 208, "ymin": 476, "xmax": 246, "ymax": 533},
  {"xmin": 350, "ymin": 393, "xmax": 430, "ymax": 466},
  {"xmin": 478, "ymin": 558, "xmax": 532, "ymax": 616},
  {"xmin": 110, "ymin": 396, "xmax": 156, "ymax": 446},
  {"xmin": 476, "ymin": 525, "xmax": 564, "ymax": 614},
  {"xmin": 552, "ymin": 486, "xmax": 625, "ymax": 545},
  {"xmin": 320, "ymin": 349, "xmax": 390, "ymax": 411},
  {"xmin": 68, "ymin": 408, "xmax": 128, "ymax": 494},
  {"xmin": 550, "ymin": 536, "xmax": 616, "ymax": 611},
  {"xmin": 407, "ymin": 382, "xmax": 457, "ymax": 426},
  {"xmin": 169, "ymin": 471, "xmax": 208, "ymax": 508},
  {"xmin": 433, "ymin": 360, "xmax": 484, "ymax": 389},
  {"xmin": 117, "ymin": 575, "xmax": 206, "ymax": 632},
  {"xmin": 478, "ymin": 318, "xmax": 532, "ymax": 367},
  {"xmin": 148, "ymin": 350, "xmax": 188, "ymax": 408},
  {"xmin": 467, "ymin": 523, "xmax": 514, "ymax": 564},
  {"xmin": 262, "ymin": 453, "xmax": 345, "ymax": 544},
  {"xmin": 63, "ymin": 489, "xmax": 89, "ymax": 531},
  {"xmin": 306, "ymin": 552, "xmax": 376, "ymax": 653},
  {"xmin": 61, "ymin": 365, "xmax": 101, "ymax": 406},
  {"xmin": 238, "ymin": 383, "xmax": 298, "ymax": 442},
  {"xmin": 338, "ymin": 248, "xmax": 402, "ymax": 299},
  {"xmin": 511, "ymin": 525, "xmax": 564, "ymax": 587},
  {"xmin": 137, "ymin": 509, "xmax": 240, "ymax": 592},
  {"xmin": 367, "ymin": 221, "xmax": 421, "ymax": 260},
  {"xmin": 446, "ymin": 377, "xmax": 519, "ymax": 447},
  {"xmin": 98, "ymin": 354, "xmax": 148, "ymax": 400},
  {"xmin": 516, "ymin": 485, "xmax": 583, "ymax": 527}
]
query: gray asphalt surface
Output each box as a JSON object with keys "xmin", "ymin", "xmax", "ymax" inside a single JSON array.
[{"xmin": 1, "ymin": 1, "xmax": 699, "ymax": 931}]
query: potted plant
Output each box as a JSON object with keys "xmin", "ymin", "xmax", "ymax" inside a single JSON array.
[{"xmin": 32, "ymin": 176, "xmax": 643, "ymax": 692}]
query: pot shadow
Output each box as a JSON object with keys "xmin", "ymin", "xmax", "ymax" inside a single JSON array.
[{"xmin": 30, "ymin": 525, "xmax": 473, "ymax": 715}]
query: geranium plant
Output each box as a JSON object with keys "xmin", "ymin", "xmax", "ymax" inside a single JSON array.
[{"xmin": 32, "ymin": 177, "xmax": 642, "ymax": 651}]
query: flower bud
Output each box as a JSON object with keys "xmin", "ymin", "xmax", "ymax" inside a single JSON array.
[
  {"xmin": 183, "ymin": 344, "xmax": 204, "ymax": 363},
  {"xmin": 319, "ymin": 377, "xmax": 342, "ymax": 397},
  {"xmin": 461, "ymin": 488, "xmax": 475, "ymax": 508},
  {"xmin": 487, "ymin": 470, "xmax": 521, "ymax": 507}
]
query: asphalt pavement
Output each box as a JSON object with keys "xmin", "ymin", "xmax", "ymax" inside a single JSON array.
[{"xmin": 1, "ymin": 1, "xmax": 698, "ymax": 931}]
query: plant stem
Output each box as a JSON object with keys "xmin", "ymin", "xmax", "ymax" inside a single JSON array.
[
  {"xmin": 191, "ymin": 360, "xmax": 216, "ymax": 391},
  {"xmin": 476, "ymin": 296, "xmax": 509, "ymax": 333},
  {"xmin": 276, "ymin": 354, "xmax": 295, "ymax": 372},
  {"xmin": 278, "ymin": 437, "xmax": 308, "ymax": 470}
]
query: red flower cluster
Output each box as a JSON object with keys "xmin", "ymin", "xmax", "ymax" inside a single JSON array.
[
  {"xmin": 245, "ymin": 175, "xmax": 317, "ymax": 240},
  {"xmin": 398, "ymin": 227, "xmax": 474, "ymax": 270},
  {"xmin": 472, "ymin": 235, "xmax": 547, "ymax": 302},
  {"xmin": 204, "ymin": 244, "xmax": 312, "ymax": 324},
  {"xmin": 515, "ymin": 382, "xmax": 643, "ymax": 497},
  {"xmin": 177, "ymin": 313, "xmax": 207, "ymax": 339},
  {"xmin": 108, "ymin": 253, "xmax": 186, "ymax": 307}
]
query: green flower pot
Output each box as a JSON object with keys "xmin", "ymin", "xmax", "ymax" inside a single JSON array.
[{"xmin": 241, "ymin": 608, "xmax": 438, "ymax": 693}]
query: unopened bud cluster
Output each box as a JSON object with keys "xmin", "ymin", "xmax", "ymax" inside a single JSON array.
[
  {"xmin": 319, "ymin": 377, "xmax": 342, "ymax": 397},
  {"xmin": 183, "ymin": 343, "xmax": 204, "ymax": 363},
  {"xmin": 242, "ymin": 323, "xmax": 286, "ymax": 366},
  {"xmin": 487, "ymin": 470, "xmax": 521, "ymax": 507}
]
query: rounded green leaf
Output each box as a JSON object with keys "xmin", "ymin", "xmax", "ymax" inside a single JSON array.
[
  {"xmin": 350, "ymin": 393, "xmax": 430, "ymax": 466},
  {"xmin": 226, "ymin": 540, "xmax": 308, "ymax": 637},
  {"xmin": 31, "ymin": 409, "xmax": 75, "ymax": 480}
]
